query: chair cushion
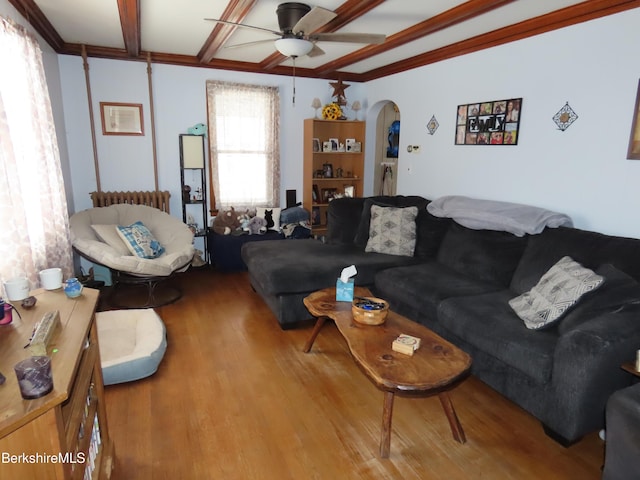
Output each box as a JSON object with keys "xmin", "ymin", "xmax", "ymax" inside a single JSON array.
[{"xmin": 97, "ymin": 309, "xmax": 167, "ymax": 385}]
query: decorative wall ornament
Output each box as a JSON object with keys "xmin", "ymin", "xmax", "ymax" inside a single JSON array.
[
  {"xmin": 455, "ymin": 98, "xmax": 521, "ymax": 145},
  {"xmin": 426, "ymin": 115, "xmax": 439, "ymax": 135},
  {"xmin": 553, "ymin": 102, "xmax": 578, "ymax": 131},
  {"xmin": 329, "ymin": 79, "xmax": 350, "ymax": 106},
  {"xmin": 627, "ymin": 80, "xmax": 640, "ymax": 159}
]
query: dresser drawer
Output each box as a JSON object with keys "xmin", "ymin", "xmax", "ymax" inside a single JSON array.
[{"xmin": 61, "ymin": 338, "xmax": 98, "ymax": 451}]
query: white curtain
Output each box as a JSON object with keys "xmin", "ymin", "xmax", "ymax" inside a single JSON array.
[
  {"xmin": 206, "ymin": 81, "xmax": 280, "ymax": 210},
  {"xmin": 0, "ymin": 17, "xmax": 73, "ymax": 290}
]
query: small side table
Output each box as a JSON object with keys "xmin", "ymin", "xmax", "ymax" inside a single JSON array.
[
  {"xmin": 621, "ymin": 362, "xmax": 640, "ymax": 379},
  {"xmin": 600, "ymin": 361, "xmax": 640, "ymax": 441}
]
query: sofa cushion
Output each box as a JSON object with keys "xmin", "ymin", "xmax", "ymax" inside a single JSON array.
[
  {"xmin": 374, "ymin": 262, "xmax": 503, "ymax": 323},
  {"xmin": 326, "ymin": 197, "xmax": 367, "ymax": 245},
  {"xmin": 354, "ymin": 196, "xmax": 429, "ymax": 249},
  {"xmin": 436, "ymin": 222, "xmax": 529, "ymax": 287},
  {"xmin": 365, "ymin": 205, "xmax": 418, "ymax": 257},
  {"xmin": 241, "ymin": 239, "xmax": 420, "ymax": 295},
  {"xmin": 414, "ymin": 209, "xmax": 451, "ymax": 260},
  {"xmin": 438, "ymin": 291, "xmax": 558, "ymax": 383},
  {"xmin": 510, "ymin": 226, "xmax": 640, "ymax": 295},
  {"xmin": 509, "ymin": 256, "xmax": 604, "ymax": 330},
  {"xmin": 557, "ymin": 263, "xmax": 640, "ymax": 334}
]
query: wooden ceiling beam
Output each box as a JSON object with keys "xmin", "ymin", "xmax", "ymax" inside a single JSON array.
[
  {"xmin": 260, "ymin": 0, "xmax": 386, "ymax": 71},
  {"xmin": 7, "ymin": 0, "xmax": 64, "ymax": 51},
  {"xmin": 59, "ymin": 43, "xmax": 366, "ymax": 82},
  {"xmin": 314, "ymin": 0, "xmax": 515, "ymax": 76},
  {"xmin": 116, "ymin": 0, "xmax": 141, "ymax": 57},
  {"xmin": 359, "ymin": 0, "xmax": 640, "ymax": 81},
  {"xmin": 198, "ymin": 0, "xmax": 258, "ymax": 64}
]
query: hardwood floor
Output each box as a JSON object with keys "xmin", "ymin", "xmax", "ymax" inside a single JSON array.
[{"xmin": 103, "ymin": 268, "xmax": 604, "ymax": 479}]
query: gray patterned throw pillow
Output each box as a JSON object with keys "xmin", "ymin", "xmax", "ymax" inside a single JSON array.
[
  {"xmin": 365, "ymin": 205, "xmax": 418, "ymax": 257},
  {"xmin": 509, "ymin": 256, "xmax": 604, "ymax": 330}
]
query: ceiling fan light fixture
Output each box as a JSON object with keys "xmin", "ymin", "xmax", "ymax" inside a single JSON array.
[{"xmin": 275, "ymin": 38, "xmax": 313, "ymax": 57}]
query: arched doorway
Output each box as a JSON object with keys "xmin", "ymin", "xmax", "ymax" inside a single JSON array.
[{"xmin": 372, "ymin": 101, "xmax": 400, "ymax": 196}]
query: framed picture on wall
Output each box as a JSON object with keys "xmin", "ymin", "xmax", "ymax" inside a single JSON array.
[
  {"xmin": 321, "ymin": 188, "xmax": 337, "ymax": 203},
  {"xmin": 454, "ymin": 97, "xmax": 521, "ymax": 145},
  {"xmin": 627, "ymin": 79, "xmax": 640, "ymax": 159},
  {"xmin": 100, "ymin": 102, "xmax": 144, "ymax": 135},
  {"xmin": 343, "ymin": 185, "xmax": 355, "ymax": 198},
  {"xmin": 312, "ymin": 206, "xmax": 320, "ymax": 225}
]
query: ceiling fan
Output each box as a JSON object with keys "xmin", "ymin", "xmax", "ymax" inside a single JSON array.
[{"xmin": 206, "ymin": 2, "xmax": 386, "ymax": 59}]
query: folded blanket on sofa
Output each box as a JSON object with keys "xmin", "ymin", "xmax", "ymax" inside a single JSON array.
[{"xmin": 427, "ymin": 195, "xmax": 573, "ymax": 236}]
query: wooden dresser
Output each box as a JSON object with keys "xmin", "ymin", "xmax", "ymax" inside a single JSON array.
[{"xmin": 0, "ymin": 288, "xmax": 114, "ymax": 479}]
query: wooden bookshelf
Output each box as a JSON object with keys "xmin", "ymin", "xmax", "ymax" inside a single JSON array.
[{"xmin": 303, "ymin": 119, "xmax": 365, "ymax": 236}]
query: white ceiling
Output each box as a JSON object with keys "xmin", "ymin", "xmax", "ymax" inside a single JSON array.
[{"xmin": 12, "ymin": 1, "xmax": 633, "ymax": 80}]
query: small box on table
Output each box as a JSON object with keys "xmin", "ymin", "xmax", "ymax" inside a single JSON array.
[
  {"xmin": 336, "ymin": 278, "xmax": 354, "ymax": 302},
  {"xmin": 392, "ymin": 334, "xmax": 421, "ymax": 356}
]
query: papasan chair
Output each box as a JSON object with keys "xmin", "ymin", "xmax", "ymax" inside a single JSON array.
[{"xmin": 70, "ymin": 203, "xmax": 195, "ymax": 308}]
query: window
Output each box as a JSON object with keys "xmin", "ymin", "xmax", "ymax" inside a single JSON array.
[
  {"xmin": 0, "ymin": 17, "xmax": 73, "ymax": 284},
  {"xmin": 206, "ymin": 81, "xmax": 280, "ymax": 211}
]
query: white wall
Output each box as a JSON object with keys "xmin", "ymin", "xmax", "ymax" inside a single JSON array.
[
  {"xmin": 365, "ymin": 9, "xmax": 640, "ymax": 239},
  {"xmin": 5, "ymin": 0, "xmax": 640, "ymax": 240},
  {"xmin": 58, "ymin": 56, "xmax": 365, "ymax": 217}
]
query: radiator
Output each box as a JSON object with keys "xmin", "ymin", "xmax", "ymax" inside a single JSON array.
[{"xmin": 90, "ymin": 190, "xmax": 171, "ymax": 213}]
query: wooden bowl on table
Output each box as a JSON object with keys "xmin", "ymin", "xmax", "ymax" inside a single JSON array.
[{"xmin": 352, "ymin": 296, "xmax": 389, "ymax": 326}]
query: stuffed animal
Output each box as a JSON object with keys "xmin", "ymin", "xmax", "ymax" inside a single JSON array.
[
  {"xmin": 212, "ymin": 207, "xmax": 240, "ymax": 235},
  {"xmin": 246, "ymin": 216, "xmax": 267, "ymax": 235},
  {"xmin": 187, "ymin": 123, "xmax": 207, "ymax": 136}
]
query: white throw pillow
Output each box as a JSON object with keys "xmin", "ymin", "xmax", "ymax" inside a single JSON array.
[
  {"xmin": 509, "ymin": 256, "xmax": 604, "ymax": 330},
  {"xmin": 256, "ymin": 207, "xmax": 281, "ymax": 231},
  {"xmin": 365, "ymin": 205, "xmax": 418, "ymax": 257},
  {"xmin": 91, "ymin": 224, "xmax": 132, "ymax": 256}
]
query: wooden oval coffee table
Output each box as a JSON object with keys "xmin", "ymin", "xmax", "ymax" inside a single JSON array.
[{"xmin": 303, "ymin": 287, "xmax": 472, "ymax": 458}]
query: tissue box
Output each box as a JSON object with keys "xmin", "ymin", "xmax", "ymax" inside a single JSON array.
[{"xmin": 336, "ymin": 278, "xmax": 354, "ymax": 302}]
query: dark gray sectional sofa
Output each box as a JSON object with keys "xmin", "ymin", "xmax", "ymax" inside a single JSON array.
[{"xmin": 241, "ymin": 195, "xmax": 640, "ymax": 445}]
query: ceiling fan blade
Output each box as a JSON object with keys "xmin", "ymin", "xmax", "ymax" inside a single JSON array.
[
  {"xmin": 224, "ymin": 39, "xmax": 275, "ymax": 50},
  {"xmin": 204, "ymin": 18, "xmax": 281, "ymax": 36},
  {"xmin": 307, "ymin": 43, "xmax": 325, "ymax": 58},
  {"xmin": 309, "ymin": 32, "xmax": 386, "ymax": 44},
  {"xmin": 292, "ymin": 7, "xmax": 336, "ymax": 35}
]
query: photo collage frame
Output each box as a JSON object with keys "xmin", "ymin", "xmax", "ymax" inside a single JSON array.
[{"xmin": 455, "ymin": 98, "xmax": 522, "ymax": 145}]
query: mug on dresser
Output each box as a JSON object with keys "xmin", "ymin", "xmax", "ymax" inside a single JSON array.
[
  {"xmin": 3, "ymin": 277, "xmax": 30, "ymax": 301},
  {"xmin": 39, "ymin": 268, "xmax": 63, "ymax": 290}
]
